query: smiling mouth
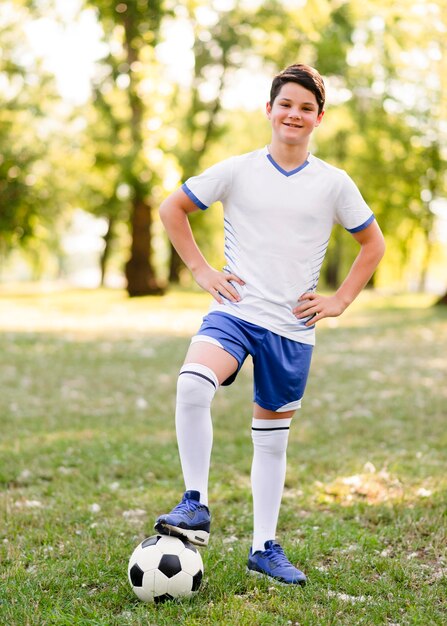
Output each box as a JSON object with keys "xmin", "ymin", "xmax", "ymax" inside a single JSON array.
[{"xmin": 283, "ymin": 122, "xmax": 303, "ymax": 128}]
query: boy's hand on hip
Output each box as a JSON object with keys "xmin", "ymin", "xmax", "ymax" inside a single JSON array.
[
  {"xmin": 293, "ymin": 293, "xmax": 346, "ymax": 326},
  {"xmin": 193, "ymin": 266, "xmax": 245, "ymax": 304}
]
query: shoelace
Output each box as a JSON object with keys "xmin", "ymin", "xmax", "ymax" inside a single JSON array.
[
  {"xmin": 265, "ymin": 543, "xmax": 294, "ymax": 568},
  {"xmin": 172, "ymin": 497, "xmax": 199, "ymax": 514}
]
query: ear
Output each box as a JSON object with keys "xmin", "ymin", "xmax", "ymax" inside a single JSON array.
[
  {"xmin": 315, "ymin": 110, "xmax": 325, "ymax": 127},
  {"xmin": 265, "ymin": 101, "xmax": 272, "ymax": 119}
]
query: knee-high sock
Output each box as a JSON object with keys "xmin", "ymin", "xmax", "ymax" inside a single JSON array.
[
  {"xmin": 175, "ymin": 363, "xmax": 218, "ymax": 506},
  {"xmin": 251, "ymin": 417, "xmax": 292, "ymax": 552}
]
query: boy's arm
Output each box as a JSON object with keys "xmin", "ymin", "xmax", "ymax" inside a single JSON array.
[
  {"xmin": 293, "ymin": 220, "xmax": 386, "ymax": 325},
  {"xmin": 159, "ymin": 187, "xmax": 244, "ymax": 303}
]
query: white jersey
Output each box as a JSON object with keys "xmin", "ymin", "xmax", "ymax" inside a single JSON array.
[{"xmin": 182, "ymin": 146, "xmax": 374, "ymax": 345}]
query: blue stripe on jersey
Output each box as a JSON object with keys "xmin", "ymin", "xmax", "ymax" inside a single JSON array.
[
  {"xmin": 224, "ymin": 217, "xmax": 238, "ymax": 239},
  {"xmin": 181, "ymin": 183, "xmax": 208, "ymax": 210},
  {"xmin": 311, "ymin": 250, "xmax": 327, "ymax": 265},
  {"xmin": 347, "ymin": 214, "xmax": 375, "ymax": 233},
  {"xmin": 224, "ymin": 249, "xmax": 236, "ymax": 264},
  {"xmin": 266, "ymin": 154, "xmax": 310, "ymax": 177},
  {"xmin": 224, "ymin": 231, "xmax": 238, "ymax": 247},
  {"xmin": 224, "ymin": 217, "xmax": 240, "ymax": 268},
  {"xmin": 309, "ymin": 269, "xmax": 321, "ymax": 283},
  {"xmin": 314, "ymin": 237, "xmax": 331, "ymax": 252},
  {"xmin": 223, "ymin": 264, "xmax": 237, "ymax": 276},
  {"xmin": 307, "ymin": 239, "xmax": 329, "ymax": 289}
]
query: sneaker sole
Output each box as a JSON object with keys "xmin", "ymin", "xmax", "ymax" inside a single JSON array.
[
  {"xmin": 247, "ymin": 567, "xmax": 306, "ymax": 586},
  {"xmin": 154, "ymin": 521, "xmax": 209, "ymax": 546}
]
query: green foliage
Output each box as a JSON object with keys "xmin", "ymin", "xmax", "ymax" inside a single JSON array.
[
  {"xmin": 314, "ymin": 3, "xmax": 354, "ymax": 75},
  {"xmin": 84, "ymin": 0, "xmax": 167, "ymax": 209},
  {"xmin": 80, "ymin": 0, "xmax": 168, "ymax": 293},
  {"xmin": 311, "ymin": 0, "xmax": 447, "ymax": 288},
  {"xmin": 0, "ymin": 2, "xmax": 96, "ymax": 280},
  {"xmin": 0, "ymin": 0, "xmax": 446, "ymax": 291},
  {"xmin": 0, "ymin": 3, "xmax": 59, "ymax": 252}
]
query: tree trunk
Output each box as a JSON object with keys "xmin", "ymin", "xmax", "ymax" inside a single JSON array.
[
  {"xmin": 324, "ymin": 228, "xmax": 342, "ymax": 289},
  {"xmin": 122, "ymin": 11, "xmax": 164, "ymax": 297},
  {"xmin": 417, "ymin": 211, "xmax": 435, "ymax": 292},
  {"xmin": 125, "ymin": 197, "xmax": 164, "ymax": 296},
  {"xmin": 435, "ymin": 291, "xmax": 447, "ymax": 306},
  {"xmin": 99, "ymin": 216, "xmax": 114, "ymax": 287}
]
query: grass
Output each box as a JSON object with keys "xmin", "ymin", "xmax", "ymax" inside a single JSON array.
[{"xmin": 0, "ymin": 285, "xmax": 446, "ymax": 625}]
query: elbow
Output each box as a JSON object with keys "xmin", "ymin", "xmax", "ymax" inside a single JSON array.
[
  {"xmin": 378, "ymin": 234, "xmax": 386, "ymax": 262},
  {"xmin": 372, "ymin": 238, "xmax": 386, "ymax": 268},
  {"xmin": 159, "ymin": 198, "xmax": 169, "ymax": 225},
  {"xmin": 159, "ymin": 197, "xmax": 179, "ymax": 230},
  {"xmin": 369, "ymin": 226, "xmax": 386, "ymax": 263}
]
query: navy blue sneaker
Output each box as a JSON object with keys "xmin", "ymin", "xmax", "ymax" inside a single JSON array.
[
  {"xmin": 247, "ymin": 540, "xmax": 307, "ymax": 585},
  {"xmin": 154, "ymin": 490, "xmax": 211, "ymax": 546}
]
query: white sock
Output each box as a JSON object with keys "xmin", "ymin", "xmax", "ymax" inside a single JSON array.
[
  {"xmin": 251, "ymin": 417, "xmax": 292, "ymax": 552},
  {"xmin": 175, "ymin": 363, "xmax": 218, "ymax": 507}
]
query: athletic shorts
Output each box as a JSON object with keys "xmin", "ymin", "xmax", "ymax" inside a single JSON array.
[{"xmin": 190, "ymin": 311, "xmax": 313, "ymax": 412}]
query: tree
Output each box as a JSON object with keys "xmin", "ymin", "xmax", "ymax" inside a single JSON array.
[
  {"xmin": 316, "ymin": 0, "xmax": 447, "ymax": 291},
  {"xmin": 85, "ymin": 0, "xmax": 166, "ymax": 295},
  {"xmin": 0, "ymin": 0, "xmax": 71, "ymax": 278}
]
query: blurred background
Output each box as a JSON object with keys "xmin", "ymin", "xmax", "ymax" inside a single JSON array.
[{"xmin": 1, "ymin": 0, "xmax": 446, "ymax": 300}]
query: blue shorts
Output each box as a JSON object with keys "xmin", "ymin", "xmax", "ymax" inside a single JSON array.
[{"xmin": 191, "ymin": 311, "xmax": 313, "ymax": 412}]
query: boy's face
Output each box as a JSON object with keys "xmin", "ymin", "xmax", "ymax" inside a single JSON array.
[{"xmin": 266, "ymin": 82, "xmax": 324, "ymax": 146}]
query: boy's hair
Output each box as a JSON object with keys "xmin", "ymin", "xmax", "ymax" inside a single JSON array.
[{"xmin": 270, "ymin": 64, "xmax": 325, "ymax": 114}]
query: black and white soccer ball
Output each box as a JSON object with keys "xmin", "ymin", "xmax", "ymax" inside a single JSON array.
[{"xmin": 128, "ymin": 534, "xmax": 204, "ymax": 603}]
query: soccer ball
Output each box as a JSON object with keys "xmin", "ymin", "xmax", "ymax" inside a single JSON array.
[{"xmin": 128, "ymin": 534, "xmax": 204, "ymax": 603}]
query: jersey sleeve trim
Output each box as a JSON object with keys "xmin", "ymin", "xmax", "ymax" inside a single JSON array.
[
  {"xmin": 181, "ymin": 183, "xmax": 208, "ymax": 210},
  {"xmin": 346, "ymin": 214, "xmax": 375, "ymax": 233}
]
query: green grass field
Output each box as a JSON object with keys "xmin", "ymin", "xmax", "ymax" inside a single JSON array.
[{"xmin": 1, "ymin": 286, "xmax": 446, "ymax": 625}]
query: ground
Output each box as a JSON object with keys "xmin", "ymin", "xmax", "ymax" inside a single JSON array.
[{"xmin": 0, "ymin": 286, "xmax": 446, "ymax": 625}]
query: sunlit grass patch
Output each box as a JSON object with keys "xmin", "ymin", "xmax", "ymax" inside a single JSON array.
[
  {"xmin": 0, "ymin": 286, "xmax": 446, "ymax": 624},
  {"xmin": 317, "ymin": 463, "xmax": 405, "ymax": 505},
  {"xmin": 0, "ymin": 284, "xmax": 210, "ymax": 336}
]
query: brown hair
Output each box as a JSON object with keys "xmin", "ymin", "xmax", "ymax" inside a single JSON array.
[{"xmin": 270, "ymin": 64, "xmax": 325, "ymax": 114}]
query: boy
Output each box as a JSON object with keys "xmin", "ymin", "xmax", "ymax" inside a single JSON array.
[{"xmin": 154, "ymin": 64, "xmax": 385, "ymax": 585}]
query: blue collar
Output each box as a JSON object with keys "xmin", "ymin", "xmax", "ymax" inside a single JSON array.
[{"xmin": 266, "ymin": 153, "xmax": 310, "ymax": 177}]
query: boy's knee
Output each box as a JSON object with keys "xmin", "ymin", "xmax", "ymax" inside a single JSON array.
[
  {"xmin": 251, "ymin": 418, "xmax": 292, "ymax": 455},
  {"xmin": 176, "ymin": 363, "xmax": 219, "ymax": 407}
]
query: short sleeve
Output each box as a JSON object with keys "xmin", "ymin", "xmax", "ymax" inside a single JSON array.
[
  {"xmin": 334, "ymin": 171, "xmax": 375, "ymax": 233},
  {"xmin": 181, "ymin": 158, "xmax": 234, "ymax": 210}
]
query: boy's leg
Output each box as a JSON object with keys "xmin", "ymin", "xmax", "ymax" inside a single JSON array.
[
  {"xmin": 176, "ymin": 341, "xmax": 238, "ymax": 506},
  {"xmin": 250, "ymin": 406, "xmax": 294, "ymax": 553},
  {"xmin": 248, "ymin": 405, "xmax": 306, "ymax": 585},
  {"xmin": 154, "ymin": 341, "xmax": 238, "ymax": 545},
  {"xmin": 248, "ymin": 335, "xmax": 312, "ymax": 584}
]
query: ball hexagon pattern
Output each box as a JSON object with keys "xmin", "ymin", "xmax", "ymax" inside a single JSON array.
[{"xmin": 128, "ymin": 534, "xmax": 204, "ymax": 603}]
